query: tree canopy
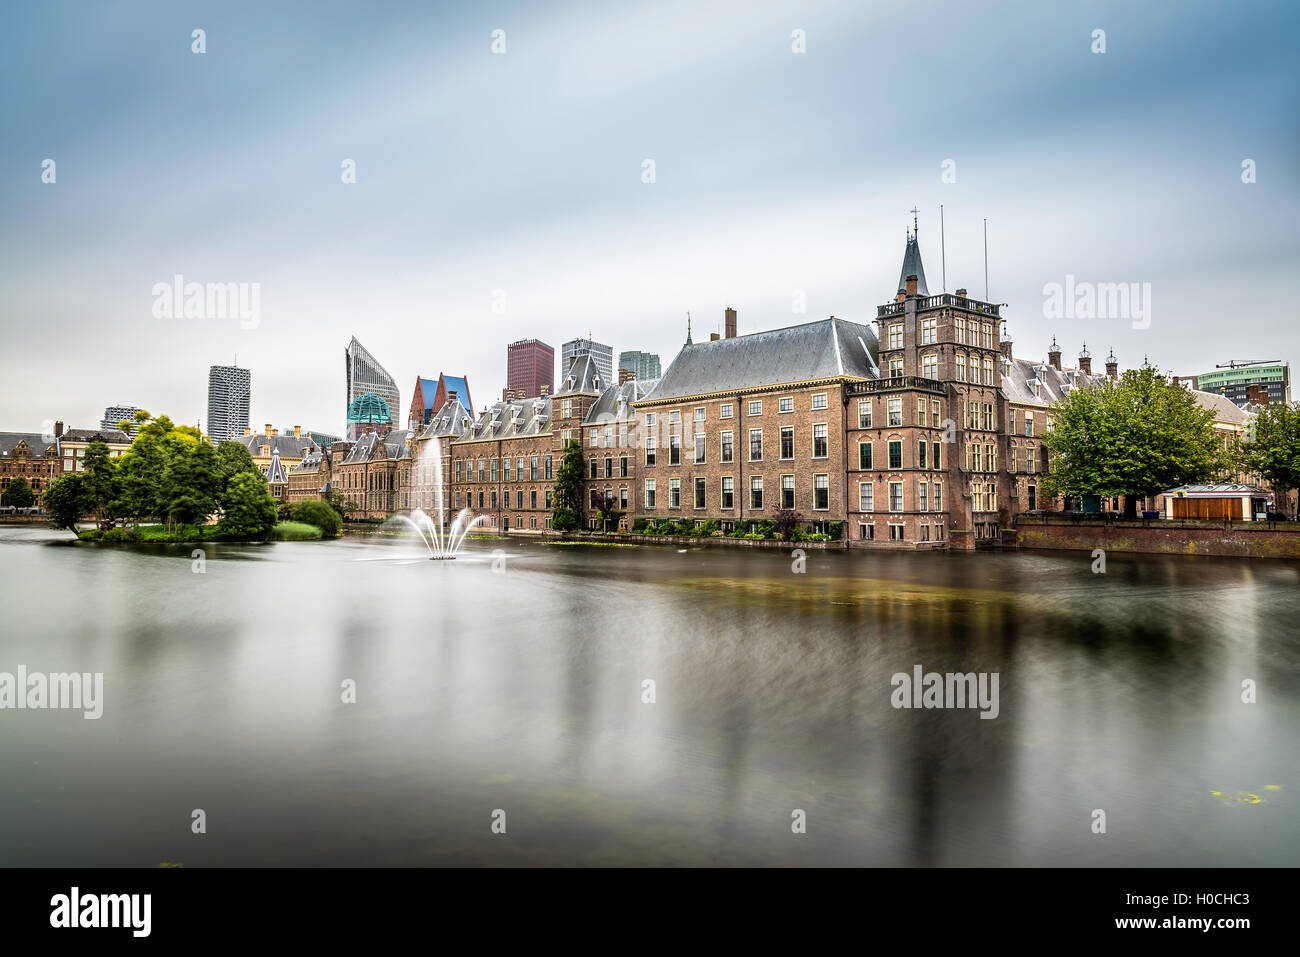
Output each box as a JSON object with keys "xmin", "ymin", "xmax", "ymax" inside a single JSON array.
[
  {"xmin": 551, "ymin": 439, "xmax": 585, "ymax": 531},
  {"xmin": 1241, "ymin": 401, "xmax": 1300, "ymax": 510}
]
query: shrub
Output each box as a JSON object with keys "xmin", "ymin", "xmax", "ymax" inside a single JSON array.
[
  {"xmin": 828, "ymin": 521, "xmax": 844, "ymax": 540},
  {"xmin": 552, "ymin": 507, "xmax": 578, "ymax": 532},
  {"xmin": 699, "ymin": 519, "xmax": 720, "ymax": 536},
  {"xmin": 101, "ymin": 526, "xmax": 140, "ymax": 543},
  {"xmin": 807, "ymin": 533, "xmax": 831, "ymax": 541},
  {"xmin": 632, "ymin": 517, "xmax": 649, "ymax": 532},
  {"xmin": 269, "ymin": 521, "xmax": 324, "ymax": 541},
  {"xmin": 292, "ymin": 499, "xmax": 342, "ymax": 537},
  {"xmin": 674, "ymin": 518, "xmax": 696, "ymax": 536},
  {"xmin": 743, "ymin": 532, "xmax": 765, "ymax": 540}
]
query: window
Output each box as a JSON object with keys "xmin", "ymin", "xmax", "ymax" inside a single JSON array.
[
  {"xmin": 1009, "ymin": 409, "xmax": 1016, "ymax": 434},
  {"xmin": 694, "ymin": 407, "xmax": 706, "ymax": 422},
  {"xmin": 720, "ymin": 403, "xmax": 733, "ymax": 419},
  {"xmin": 518, "ymin": 490, "xmax": 525, "ymax": 508},
  {"xmin": 645, "ymin": 479, "xmax": 656, "ymax": 507},
  {"xmin": 932, "ymin": 443, "xmax": 941, "ymax": 470},
  {"xmin": 859, "ymin": 442, "xmax": 873, "ymax": 470},
  {"xmin": 478, "ymin": 459, "xmax": 485, "ymax": 482},
  {"xmin": 920, "ymin": 317, "xmax": 937, "ymax": 344},
  {"xmin": 545, "ymin": 489, "xmax": 552, "ymax": 509},
  {"xmin": 888, "ymin": 398, "xmax": 902, "ymax": 427},
  {"xmin": 813, "ymin": 423, "xmax": 827, "ymax": 458},
  {"xmin": 720, "ymin": 431, "xmax": 733, "ymax": 462},
  {"xmin": 562, "ymin": 399, "xmax": 572, "ymax": 417},
  {"xmin": 1026, "ymin": 448, "xmax": 1035, "ymax": 473},
  {"xmin": 919, "ymin": 481, "xmax": 928, "ymax": 512},
  {"xmin": 721, "ymin": 476, "xmax": 734, "ymax": 509},
  {"xmin": 605, "ymin": 457, "xmax": 613, "ymax": 478},
  {"xmin": 955, "ymin": 317, "xmax": 966, "ymax": 344},
  {"xmin": 779, "ymin": 397, "xmax": 794, "ymax": 413},
  {"xmin": 748, "ymin": 400, "xmax": 762, "ymax": 416},
  {"xmin": 933, "ymin": 483, "xmax": 942, "ymax": 511},
  {"xmin": 669, "ymin": 434, "xmax": 681, "ymax": 465},
  {"xmin": 669, "ymin": 478, "xmax": 681, "ymax": 508},
  {"xmin": 813, "ymin": 474, "xmax": 828, "ymax": 510},
  {"xmin": 1024, "ymin": 416, "xmax": 1034, "ymax": 438},
  {"xmin": 589, "ymin": 429, "xmax": 599, "ymax": 448},
  {"xmin": 590, "ymin": 459, "xmax": 598, "ymax": 479},
  {"xmin": 530, "ymin": 456, "xmax": 539, "ymax": 480},
  {"xmin": 694, "ymin": 433, "xmax": 706, "ymax": 464},
  {"xmin": 669, "ymin": 410, "xmax": 681, "ymax": 425},
  {"xmin": 811, "ymin": 393, "xmax": 828, "ymax": 410},
  {"xmin": 956, "ymin": 354, "xmax": 967, "ymax": 381},
  {"xmin": 888, "ymin": 440, "xmax": 902, "ymax": 469},
  {"xmin": 918, "ymin": 440, "xmax": 927, "ymax": 469},
  {"xmin": 695, "ymin": 477, "xmax": 706, "ymax": 509},
  {"xmin": 858, "ymin": 400, "xmax": 871, "ymax": 429},
  {"xmin": 620, "ymin": 488, "xmax": 628, "ymax": 509},
  {"xmin": 781, "ymin": 474, "xmax": 795, "ymax": 509},
  {"xmin": 646, "ymin": 436, "xmax": 656, "ymax": 466},
  {"xmin": 780, "ymin": 427, "xmax": 794, "ymax": 459},
  {"xmin": 889, "ymin": 482, "xmax": 903, "ymax": 511},
  {"xmin": 888, "ymin": 323, "xmax": 903, "ymax": 349},
  {"xmin": 983, "ymin": 356, "xmax": 994, "ymax": 385},
  {"xmin": 917, "ymin": 398, "xmax": 926, "ymax": 426},
  {"xmin": 646, "ymin": 413, "xmax": 656, "ymax": 427},
  {"xmin": 504, "ymin": 458, "xmax": 513, "ymax": 481},
  {"xmin": 749, "ymin": 429, "xmax": 762, "ymax": 461},
  {"xmin": 750, "ymin": 476, "xmax": 763, "ymax": 509},
  {"xmin": 859, "ymin": 483, "xmax": 874, "ymax": 511},
  {"xmin": 921, "ymin": 354, "xmax": 938, "ymax": 379},
  {"xmin": 888, "ymin": 358, "xmax": 903, "ymax": 378},
  {"xmin": 620, "ymin": 456, "xmax": 628, "ymax": 477}
]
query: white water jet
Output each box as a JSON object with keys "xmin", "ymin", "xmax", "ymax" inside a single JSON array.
[{"xmin": 389, "ymin": 426, "xmax": 487, "ymax": 559}]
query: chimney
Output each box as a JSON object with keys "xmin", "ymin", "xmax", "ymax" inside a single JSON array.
[
  {"xmin": 619, "ymin": 368, "xmax": 635, "ymax": 384},
  {"xmin": 1078, "ymin": 344, "xmax": 1092, "ymax": 376},
  {"xmin": 709, "ymin": 332, "xmax": 720, "ymax": 342},
  {"xmin": 1105, "ymin": 349, "xmax": 1118, "ymax": 380},
  {"xmin": 540, "ymin": 385, "xmax": 549, "ymax": 396},
  {"xmin": 1000, "ymin": 337, "xmax": 1014, "ymax": 360},
  {"xmin": 956, "ymin": 288, "xmax": 967, "ymax": 298},
  {"xmin": 264, "ymin": 423, "xmax": 272, "ymax": 436},
  {"xmin": 53, "ymin": 421, "xmax": 64, "ymax": 438},
  {"xmin": 725, "ymin": 307, "xmax": 737, "ymax": 339},
  {"xmin": 1247, "ymin": 384, "xmax": 1269, "ymax": 406},
  {"xmin": 294, "ymin": 425, "xmax": 301, "ymax": 439},
  {"xmin": 244, "ymin": 427, "xmax": 252, "ymax": 436},
  {"xmin": 272, "ymin": 428, "xmax": 279, "ymax": 436},
  {"xmin": 905, "ymin": 275, "xmax": 918, "ymax": 297},
  {"xmin": 1048, "ymin": 337, "xmax": 1062, "ymax": 371}
]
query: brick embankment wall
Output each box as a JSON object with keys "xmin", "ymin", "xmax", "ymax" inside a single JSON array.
[
  {"xmin": 511, "ymin": 529, "xmax": 846, "ymax": 550},
  {"xmin": 1014, "ymin": 517, "xmax": 1300, "ymax": 559}
]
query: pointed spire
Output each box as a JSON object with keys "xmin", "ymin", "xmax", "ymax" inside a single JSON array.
[
  {"xmin": 896, "ymin": 212, "xmax": 929, "ymax": 296},
  {"xmin": 685, "ymin": 311, "xmax": 693, "ymax": 346}
]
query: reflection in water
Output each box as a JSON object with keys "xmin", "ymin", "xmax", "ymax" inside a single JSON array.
[{"xmin": 0, "ymin": 525, "xmax": 1296, "ymax": 866}]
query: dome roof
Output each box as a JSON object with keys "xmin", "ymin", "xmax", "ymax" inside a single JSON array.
[{"xmin": 347, "ymin": 392, "xmax": 392, "ymax": 425}]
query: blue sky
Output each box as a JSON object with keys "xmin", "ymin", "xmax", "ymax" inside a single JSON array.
[{"xmin": 2, "ymin": 0, "xmax": 1297, "ymax": 434}]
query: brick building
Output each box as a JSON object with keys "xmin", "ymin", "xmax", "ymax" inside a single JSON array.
[{"xmin": 0, "ymin": 433, "xmax": 60, "ymax": 500}]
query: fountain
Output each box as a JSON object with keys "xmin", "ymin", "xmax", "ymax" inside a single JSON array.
[{"xmin": 389, "ymin": 415, "xmax": 486, "ymax": 559}]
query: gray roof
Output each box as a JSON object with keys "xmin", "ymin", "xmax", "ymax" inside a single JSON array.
[
  {"xmin": 418, "ymin": 398, "xmax": 473, "ymax": 440},
  {"xmin": 1189, "ymin": 388, "xmax": 1249, "ymax": 426},
  {"xmin": 235, "ymin": 432, "xmax": 318, "ymax": 458},
  {"xmin": 0, "ymin": 432, "xmax": 56, "ymax": 456},
  {"xmin": 554, "ymin": 354, "xmax": 604, "ymax": 396},
  {"xmin": 289, "ymin": 447, "xmax": 326, "ymax": 474},
  {"xmin": 464, "ymin": 395, "xmax": 553, "ymax": 441},
  {"xmin": 585, "ymin": 378, "xmax": 652, "ymax": 424},
  {"xmin": 1000, "ymin": 357, "xmax": 1109, "ymax": 407},
  {"xmin": 1163, "ymin": 483, "xmax": 1268, "ymax": 495},
  {"xmin": 60, "ymin": 427, "xmax": 131, "ymax": 445},
  {"xmin": 341, "ymin": 429, "xmax": 409, "ymax": 464},
  {"xmin": 642, "ymin": 317, "xmax": 879, "ymax": 403},
  {"xmin": 265, "ymin": 448, "xmax": 288, "ymax": 484},
  {"xmin": 897, "ymin": 235, "xmax": 929, "ymax": 296}
]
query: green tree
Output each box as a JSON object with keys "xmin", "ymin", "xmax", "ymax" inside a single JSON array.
[
  {"xmin": 2, "ymin": 476, "xmax": 35, "ymax": 508},
  {"xmin": 81, "ymin": 441, "xmax": 121, "ymax": 528},
  {"xmin": 1241, "ymin": 402, "xmax": 1300, "ymax": 516},
  {"xmin": 162, "ymin": 438, "xmax": 220, "ymax": 528},
  {"xmin": 551, "ymin": 439, "xmax": 585, "ymax": 531},
  {"xmin": 43, "ymin": 473, "xmax": 88, "ymax": 533},
  {"xmin": 292, "ymin": 498, "xmax": 342, "ymax": 537},
  {"xmin": 217, "ymin": 472, "xmax": 278, "ymax": 539},
  {"xmin": 1041, "ymin": 367, "xmax": 1223, "ymax": 517},
  {"xmin": 216, "ymin": 440, "xmax": 259, "ymax": 486},
  {"xmin": 324, "ymin": 487, "xmax": 359, "ymax": 521}
]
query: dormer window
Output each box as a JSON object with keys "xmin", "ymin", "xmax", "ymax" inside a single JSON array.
[{"xmin": 593, "ymin": 377, "xmax": 600, "ymax": 390}]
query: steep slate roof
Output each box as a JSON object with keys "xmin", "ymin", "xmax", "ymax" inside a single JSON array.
[
  {"xmin": 0, "ymin": 432, "xmax": 56, "ymax": 456},
  {"xmin": 60, "ymin": 427, "xmax": 131, "ymax": 445},
  {"xmin": 1189, "ymin": 388, "xmax": 1250, "ymax": 427},
  {"xmin": 265, "ymin": 448, "xmax": 288, "ymax": 484},
  {"xmin": 341, "ymin": 429, "xmax": 410, "ymax": 464},
  {"xmin": 554, "ymin": 354, "xmax": 604, "ymax": 396},
  {"xmin": 419, "ymin": 398, "xmax": 473, "ymax": 440},
  {"xmin": 643, "ymin": 317, "xmax": 879, "ymax": 403},
  {"xmin": 235, "ymin": 432, "xmax": 318, "ymax": 457},
  {"xmin": 464, "ymin": 395, "xmax": 553, "ymax": 441},
  {"xmin": 1000, "ymin": 357, "xmax": 1109, "ymax": 407},
  {"xmin": 586, "ymin": 378, "xmax": 653, "ymax": 423},
  {"xmin": 289, "ymin": 447, "xmax": 326, "ymax": 474},
  {"xmin": 897, "ymin": 235, "xmax": 929, "ymax": 296}
]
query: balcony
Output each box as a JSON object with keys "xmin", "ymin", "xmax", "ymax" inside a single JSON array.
[
  {"xmin": 845, "ymin": 376, "xmax": 946, "ymax": 396},
  {"xmin": 877, "ymin": 293, "xmax": 1002, "ymax": 318}
]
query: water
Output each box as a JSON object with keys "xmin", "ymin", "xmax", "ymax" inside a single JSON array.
[{"xmin": 1, "ymin": 524, "xmax": 1296, "ymax": 866}]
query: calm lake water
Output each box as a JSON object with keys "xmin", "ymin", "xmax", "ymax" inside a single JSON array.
[{"xmin": 0, "ymin": 524, "xmax": 1296, "ymax": 866}]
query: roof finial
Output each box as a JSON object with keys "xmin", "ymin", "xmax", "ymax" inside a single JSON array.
[
  {"xmin": 685, "ymin": 311, "xmax": 693, "ymax": 346},
  {"xmin": 909, "ymin": 206, "xmax": 919, "ymax": 238}
]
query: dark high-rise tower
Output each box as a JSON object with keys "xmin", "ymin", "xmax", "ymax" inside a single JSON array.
[
  {"xmin": 504, "ymin": 338, "xmax": 554, "ymax": 400},
  {"xmin": 207, "ymin": 364, "xmax": 250, "ymax": 442}
]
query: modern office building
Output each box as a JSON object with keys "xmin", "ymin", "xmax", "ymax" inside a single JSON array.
[
  {"xmin": 504, "ymin": 339, "xmax": 554, "ymax": 400},
  {"xmin": 561, "ymin": 337, "xmax": 613, "ymax": 387},
  {"xmin": 207, "ymin": 364, "xmax": 251, "ymax": 442},
  {"xmin": 617, "ymin": 350, "xmax": 661, "ymax": 381},
  {"xmin": 345, "ymin": 337, "xmax": 399, "ymax": 439},
  {"xmin": 1189, "ymin": 362, "xmax": 1291, "ymax": 407},
  {"xmin": 100, "ymin": 405, "xmax": 144, "ymax": 435},
  {"xmin": 412, "ymin": 374, "xmax": 474, "ymax": 429}
]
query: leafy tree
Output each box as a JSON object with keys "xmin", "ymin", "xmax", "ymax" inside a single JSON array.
[
  {"xmin": 1040, "ymin": 367, "xmax": 1222, "ymax": 518},
  {"xmin": 216, "ymin": 472, "xmax": 278, "ymax": 539},
  {"xmin": 323, "ymin": 487, "xmax": 359, "ymax": 521},
  {"xmin": 551, "ymin": 439, "xmax": 585, "ymax": 531},
  {"xmin": 81, "ymin": 441, "xmax": 121, "ymax": 528},
  {"xmin": 773, "ymin": 509, "xmax": 802, "ymax": 541},
  {"xmin": 292, "ymin": 498, "xmax": 342, "ymax": 537},
  {"xmin": 1241, "ymin": 402, "xmax": 1300, "ymax": 516},
  {"xmin": 2, "ymin": 476, "xmax": 35, "ymax": 508},
  {"xmin": 43, "ymin": 474, "xmax": 88, "ymax": 533},
  {"xmin": 216, "ymin": 440, "xmax": 259, "ymax": 486},
  {"xmin": 162, "ymin": 438, "xmax": 220, "ymax": 528}
]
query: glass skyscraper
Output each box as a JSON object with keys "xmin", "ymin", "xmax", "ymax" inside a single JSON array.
[{"xmin": 206, "ymin": 365, "xmax": 251, "ymax": 442}]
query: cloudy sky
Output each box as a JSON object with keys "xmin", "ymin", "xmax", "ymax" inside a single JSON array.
[{"xmin": 2, "ymin": 0, "xmax": 1297, "ymax": 435}]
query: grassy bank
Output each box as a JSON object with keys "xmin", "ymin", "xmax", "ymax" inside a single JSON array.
[{"xmin": 78, "ymin": 521, "xmax": 324, "ymax": 543}]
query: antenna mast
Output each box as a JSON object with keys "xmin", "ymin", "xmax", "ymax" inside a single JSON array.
[
  {"xmin": 940, "ymin": 204, "xmax": 946, "ymax": 293},
  {"xmin": 983, "ymin": 218, "xmax": 989, "ymax": 301}
]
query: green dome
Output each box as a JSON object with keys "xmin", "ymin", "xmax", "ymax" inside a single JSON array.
[{"xmin": 347, "ymin": 392, "xmax": 392, "ymax": 426}]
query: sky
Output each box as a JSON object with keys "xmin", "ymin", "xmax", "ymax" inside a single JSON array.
[{"xmin": 2, "ymin": 0, "xmax": 1298, "ymax": 436}]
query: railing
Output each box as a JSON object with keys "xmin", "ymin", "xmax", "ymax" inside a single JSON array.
[
  {"xmin": 845, "ymin": 376, "xmax": 946, "ymax": 395},
  {"xmin": 876, "ymin": 293, "xmax": 1001, "ymax": 318}
]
